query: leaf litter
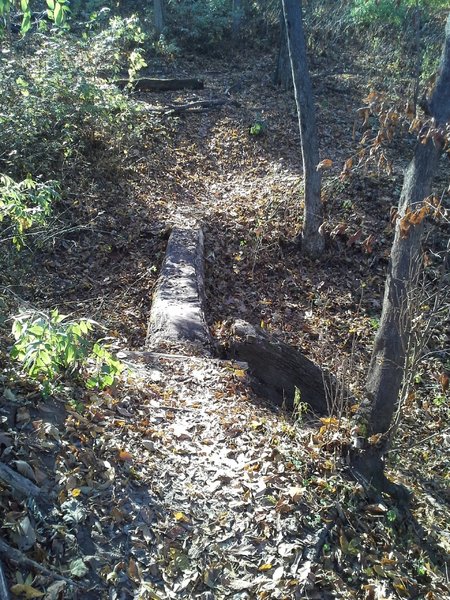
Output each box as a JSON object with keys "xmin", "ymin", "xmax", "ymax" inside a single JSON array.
[{"xmin": 0, "ymin": 48, "xmax": 449, "ymax": 599}]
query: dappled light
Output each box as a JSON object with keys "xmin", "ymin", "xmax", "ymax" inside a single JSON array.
[{"xmin": 0, "ymin": 1, "xmax": 449, "ymax": 599}]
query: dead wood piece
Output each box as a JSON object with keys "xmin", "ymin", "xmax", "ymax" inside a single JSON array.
[
  {"xmin": 146, "ymin": 227, "xmax": 212, "ymax": 354},
  {"xmin": 0, "ymin": 538, "xmax": 78, "ymax": 587},
  {"xmin": 226, "ymin": 320, "xmax": 350, "ymax": 414},
  {"xmin": 164, "ymin": 98, "xmax": 237, "ymax": 115},
  {"xmin": 0, "ymin": 559, "xmax": 10, "ymax": 600},
  {"xmin": 114, "ymin": 77, "xmax": 204, "ymax": 92},
  {"xmin": 0, "ymin": 463, "xmax": 41, "ymax": 498}
]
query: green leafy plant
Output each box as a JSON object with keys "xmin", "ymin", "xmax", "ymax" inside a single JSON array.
[
  {"xmin": 0, "ymin": 26, "xmax": 153, "ymax": 176},
  {"xmin": 128, "ymin": 48, "xmax": 147, "ymax": 82},
  {"xmin": 249, "ymin": 121, "xmax": 265, "ymax": 136},
  {"xmin": 0, "ymin": 174, "xmax": 59, "ymax": 249},
  {"xmin": 292, "ymin": 387, "xmax": 309, "ymax": 425},
  {"xmin": 11, "ymin": 309, "xmax": 124, "ymax": 393},
  {"xmin": 0, "ymin": 0, "xmax": 69, "ymax": 35}
]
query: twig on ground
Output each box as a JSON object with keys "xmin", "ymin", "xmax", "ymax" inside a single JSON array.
[
  {"xmin": 0, "ymin": 463, "xmax": 41, "ymax": 498},
  {"xmin": 0, "ymin": 559, "xmax": 10, "ymax": 600},
  {"xmin": 0, "ymin": 538, "xmax": 79, "ymax": 587}
]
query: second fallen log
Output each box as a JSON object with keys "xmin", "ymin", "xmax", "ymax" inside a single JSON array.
[
  {"xmin": 114, "ymin": 77, "xmax": 204, "ymax": 92},
  {"xmin": 226, "ymin": 320, "xmax": 350, "ymax": 414}
]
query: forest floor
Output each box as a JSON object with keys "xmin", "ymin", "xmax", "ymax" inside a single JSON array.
[{"xmin": 0, "ymin": 45, "xmax": 449, "ymax": 600}]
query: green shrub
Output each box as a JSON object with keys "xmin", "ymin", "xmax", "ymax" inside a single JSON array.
[
  {"xmin": 0, "ymin": 174, "xmax": 59, "ymax": 249},
  {"xmin": 11, "ymin": 309, "xmax": 124, "ymax": 392},
  {"xmin": 0, "ymin": 17, "xmax": 152, "ymax": 177},
  {"xmin": 166, "ymin": 0, "xmax": 232, "ymax": 51},
  {"xmin": 348, "ymin": 0, "xmax": 449, "ymax": 29}
]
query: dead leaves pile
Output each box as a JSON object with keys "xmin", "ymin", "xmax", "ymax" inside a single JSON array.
[{"xmin": 1, "ymin": 349, "xmax": 449, "ymax": 599}]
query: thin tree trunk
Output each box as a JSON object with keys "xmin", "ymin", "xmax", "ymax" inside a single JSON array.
[
  {"xmin": 281, "ymin": 0, "xmax": 324, "ymax": 258},
  {"xmin": 273, "ymin": 8, "xmax": 292, "ymax": 89},
  {"xmin": 232, "ymin": 0, "xmax": 243, "ymax": 45},
  {"xmin": 351, "ymin": 13, "xmax": 450, "ymax": 497},
  {"xmin": 154, "ymin": 0, "xmax": 165, "ymax": 37}
]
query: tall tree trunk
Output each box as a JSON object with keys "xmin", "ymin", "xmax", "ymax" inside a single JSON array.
[
  {"xmin": 351, "ymin": 13, "xmax": 450, "ymax": 498},
  {"xmin": 232, "ymin": 0, "xmax": 243, "ymax": 45},
  {"xmin": 154, "ymin": 0, "xmax": 165, "ymax": 37},
  {"xmin": 273, "ymin": 8, "xmax": 292, "ymax": 89},
  {"xmin": 281, "ymin": 0, "xmax": 324, "ymax": 258}
]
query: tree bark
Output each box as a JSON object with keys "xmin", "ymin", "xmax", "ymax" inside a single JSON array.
[
  {"xmin": 281, "ymin": 0, "xmax": 324, "ymax": 258},
  {"xmin": 351, "ymin": 14, "xmax": 450, "ymax": 496},
  {"xmin": 153, "ymin": 0, "xmax": 165, "ymax": 37},
  {"xmin": 232, "ymin": 0, "xmax": 243, "ymax": 45},
  {"xmin": 273, "ymin": 8, "xmax": 292, "ymax": 90}
]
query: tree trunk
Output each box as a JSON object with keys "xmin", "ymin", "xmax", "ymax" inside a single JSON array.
[
  {"xmin": 281, "ymin": 0, "xmax": 324, "ymax": 258},
  {"xmin": 154, "ymin": 0, "xmax": 165, "ymax": 37},
  {"xmin": 273, "ymin": 8, "xmax": 292, "ymax": 90},
  {"xmin": 351, "ymin": 13, "xmax": 450, "ymax": 497},
  {"xmin": 232, "ymin": 0, "xmax": 243, "ymax": 45}
]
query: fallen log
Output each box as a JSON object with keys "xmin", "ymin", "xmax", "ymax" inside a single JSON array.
[
  {"xmin": 138, "ymin": 98, "xmax": 238, "ymax": 115},
  {"xmin": 0, "ymin": 463, "xmax": 41, "ymax": 498},
  {"xmin": 146, "ymin": 226, "xmax": 212, "ymax": 354},
  {"xmin": 0, "ymin": 538, "xmax": 79, "ymax": 587},
  {"xmin": 226, "ymin": 320, "xmax": 350, "ymax": 414},
  {"xmin": 114, "ymin": 77, "xmax": 204, "ymax": 92}
]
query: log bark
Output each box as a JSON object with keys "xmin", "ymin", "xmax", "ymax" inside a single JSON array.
[
  {"xmin": 146, "ymin": 227, "xmax": 212, "ymax": 354},
  {"xmin": 0, "ymin": 463, "xmax": 41, "ymax": 498},
  {"xmin": 114, "ymin": 78, "xmax": 204, "ymax": 92},
  {"xmin": 226, "ymin": 320, "xmax": 349, "ymax": 414}
]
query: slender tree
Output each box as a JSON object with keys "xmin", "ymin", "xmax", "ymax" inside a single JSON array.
[
  {"xmin": 153, "ymin": 0, "xmax": 165, "ymax": 37},
  {"xmin": 281, "ymin": 0, "xmax": 324, "ymax": 257},
  {"xmin": 351, "ymin": 13, "xmax": 450, "ymax": 498},
  {"xmin": 273, "ymin": 7, "xmax": 291, "ymax": 89},
  {"xmin": 232, "ymin": 0, "xmax": 243, "ymax": 44}
]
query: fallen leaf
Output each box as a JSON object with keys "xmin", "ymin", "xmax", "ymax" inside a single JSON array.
[
  {"xmin": 118, "ymin": 450, "xmax": 133, "ymax": 462},
  {"xmin": 174, "ymin": 511, "xmax": 190, "ymax": 523},
  {"xmin": 70, "ymin": 558, "xmax": 89, "ymax": 578},
  {"xmin": 287, "ymin": 486, "xmax": 304, "ymax": 502},
  {"xmin": 317, "ymin": 159, "xmax": 333, "ymax": 171},
  {"xmin": 11, "ymin": 584, "xmax": 44, "ymax": 599},
  {"xmin": 13, "ymin": 460, "xmax": 36, "ymax": 482}
]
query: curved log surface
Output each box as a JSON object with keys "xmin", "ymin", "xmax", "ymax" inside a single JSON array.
[
  {"xmin": 226, "ymin": 319, "xmax": 352, "ymax": 414},
  {"xmin": 146, "ymin": 226, "xmax": 212, "ymax": 354}
]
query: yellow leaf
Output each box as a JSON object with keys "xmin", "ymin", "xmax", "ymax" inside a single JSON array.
[
  {"xmin": 174, "ymin": 511, "xmax": 190, "ymax": 523},
  {"xmin": 234, "ymin": 369, "xmax": 246, "ymax": 378},
  {"xmin": 392, "ymin": 578, "xmax": 408, "ymax": 592},
  {"xmin": 118, "ymin": 450, "xmax": 133, "ymax": 462},
  {"xmin": 11, "ymin": 584, "xmax": 44, "ymax": 599},
  {"xmin": 259, "ymin": 563, "xmax": 273, "ymax": 571},
  {"xmin": 319, "ymin": 417, "xmax": 339, "ymax": 427},
  {"xmin": 317, "ymin": 159, "xmax": 333, "ymax": 171},
  {"xmin": 71, "ymin": 488, "xmax": 81, "ymax": 497}
]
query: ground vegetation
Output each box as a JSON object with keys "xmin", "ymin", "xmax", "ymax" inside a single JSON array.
[{"xmin": 0, "ymin": 2, "xmax": 449, "ymax": 599}]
